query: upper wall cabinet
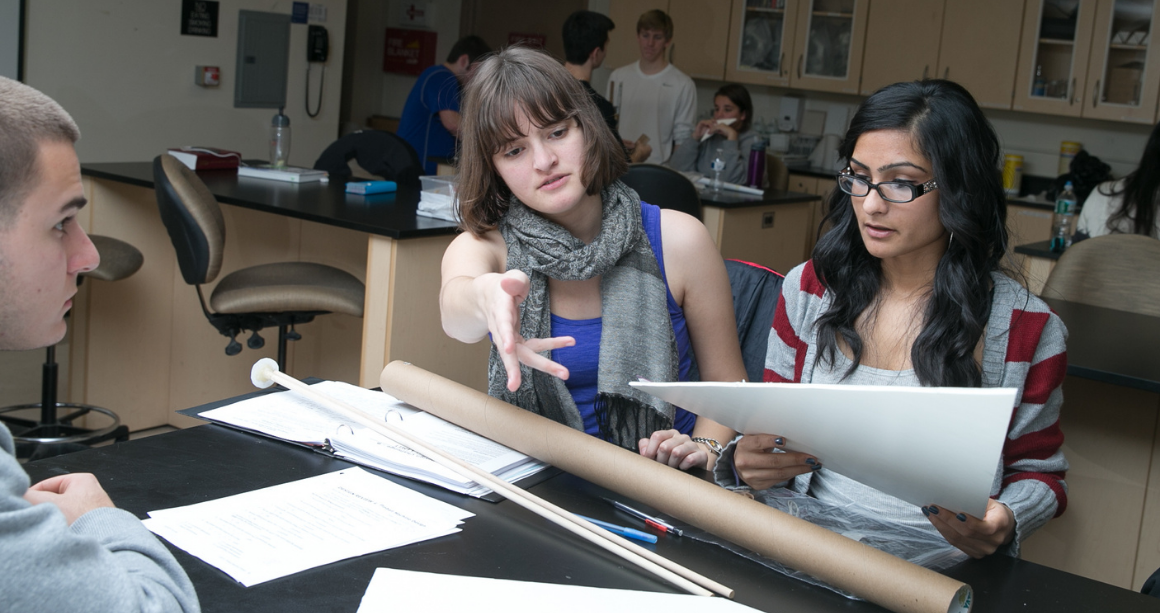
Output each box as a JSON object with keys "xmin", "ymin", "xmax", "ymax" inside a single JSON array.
[
  {"xmin": 726, "ymin": 0, "xmax": 869, "ymax": 94},
  {"xmin": 859, "ymin": 0, "xmax": 943, "ymax": 95},
  {"xmin": 937, "ymin": 0, "xmax": 1028, "ymax": 109},
  {"xmin": 1013, "ymin": 0, "xmax": 1101, "ymax": 116},
  {"xmin": 1082, "ymin": 0, "xmax": 1160, "ymax": 123},
  {"xmin": 669, "ymin": 0, "xmax": 734, "ymax": 80},
  {"xmin": 725, "ymin": 0, "xmax": 801, "ymax": 88}
]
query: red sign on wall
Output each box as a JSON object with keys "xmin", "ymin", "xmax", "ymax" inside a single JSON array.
[{"xmin": 384, "ymin": 28, "xmax": 437, "ymax": 76}]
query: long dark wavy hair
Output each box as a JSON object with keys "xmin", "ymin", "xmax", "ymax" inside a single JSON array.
[
  {"xmin": 1104, "ymin": 119, "xmax": 1160, "ymax": 236},
  {"xmin": 812, "ymin": 80, "xmax": 1009, "ymax": 387}
]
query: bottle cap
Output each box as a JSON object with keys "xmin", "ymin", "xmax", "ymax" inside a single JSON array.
[{"xmin": 272, "ymin": 111, "xmax": 290, "ymax": 128}]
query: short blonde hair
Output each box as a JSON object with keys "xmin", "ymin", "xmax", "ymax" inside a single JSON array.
[
  {"xmin": 0, "ymin": 77, "xmax": 80, "ymax": 227},
  {"xmin": 457, "ymin": 46, "xmax": 627, "ymax": 235},
  {"xmin": 637, "ymin": 9, "xmax": 673, "ymax": 40}
]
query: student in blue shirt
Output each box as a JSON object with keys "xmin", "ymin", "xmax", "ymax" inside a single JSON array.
[{"xmin": 397, "ymin": 36, "xmax": 491, "ymax": 174}]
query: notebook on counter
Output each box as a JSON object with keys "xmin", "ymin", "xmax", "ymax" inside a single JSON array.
[{"xmin": 238, "ymin": 163, "xmax": 327, "ymax": 183}]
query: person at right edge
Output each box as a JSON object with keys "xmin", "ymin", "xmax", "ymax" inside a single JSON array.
[
  {"xmin": 0, "ymin": 76, "xmax": 199, "ymax": 611},
  {"xmin": 714, "ymin": 80, "xmax": 1068, "ymax": 559},
  {"xmin": 1075, "ymin": 119, "xmax": 1160, "ymax": 239}
]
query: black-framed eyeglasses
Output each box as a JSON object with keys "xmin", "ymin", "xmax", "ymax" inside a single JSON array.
[{"xmin": 836, "ymin": 169, "xmax": 939, "ymax": 204}]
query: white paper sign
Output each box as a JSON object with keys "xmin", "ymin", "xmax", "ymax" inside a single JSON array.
[{"xmin": 631, "ymin": 381, "xmax": 1016, "ymax": 517}]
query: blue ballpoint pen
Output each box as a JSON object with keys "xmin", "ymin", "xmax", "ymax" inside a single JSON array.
[{"xmin": 575, "ymin": 514, "xmax": 658, "ymax": 544}]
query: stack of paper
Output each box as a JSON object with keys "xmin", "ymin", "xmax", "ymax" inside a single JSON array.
[
  {"xmin": 237, "ymin": 164, "xmax": 327, "ymax": 183},
  {"xmin": 144, "ymin": 468, "xmax": 473, "ymax": 586},
  {"xmin": 199, "ymin": 381, "xmax": 549, "ymax": 498}
]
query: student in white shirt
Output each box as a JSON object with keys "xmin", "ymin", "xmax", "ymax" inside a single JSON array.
[{"xmin": 607, "ymin": 9, "xmax": 696, "ymax": 165}]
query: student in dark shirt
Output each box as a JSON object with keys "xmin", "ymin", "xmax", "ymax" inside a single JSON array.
[{"xmin": 561, "ymin": 11, "xmax": 650, "ymax": 163}]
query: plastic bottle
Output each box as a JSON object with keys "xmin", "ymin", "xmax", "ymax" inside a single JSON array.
[
  {"xmin": 711, "ymin": 149, "xmax": 725, "ymax": 192},
  {"xmin": 270, "ymin": 109, "xmax": 291, "ymax": 169},
  {"xmin": 1032, "ymin": 65, "xmax": 1046, "ymax": 97},
  {"xmin": 747, "ymin": 139, "xmax": 767, "ymax": 188},
  {"xmin": 1051, "ymin": 181, "xmax": 1078, "ymax": 252}
]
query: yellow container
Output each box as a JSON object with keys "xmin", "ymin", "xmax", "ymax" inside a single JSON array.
[
  {"xmin": 1059, "ymin": 141, "xmax": 1082, "ymax": 175},
  {"xmin": 1002, "ymin": 154, "xmax": 1023, "ymax": 196}
]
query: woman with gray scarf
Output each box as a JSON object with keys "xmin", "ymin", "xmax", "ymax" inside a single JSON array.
[{"xmin": 440, "ymin": 47, "xmax": 746, "ymax": 472}]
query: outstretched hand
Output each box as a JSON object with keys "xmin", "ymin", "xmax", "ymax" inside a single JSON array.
[
  {"xmin": 24, "ymin": 473, "xmax": 115, "ymax": 525},
  {"xmin": 484, "ymin": 270, "xmax": 574, "ymax": 391},
  {"xmin": 732, "ymin": 434, "xmax": 821, "ymax": 490},
  {"xmin": 924, "ymin": 498, "xmax": 1015, "ymax": 558}
]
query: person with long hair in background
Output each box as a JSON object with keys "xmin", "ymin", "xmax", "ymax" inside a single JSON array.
[{"xmin": 1076, "ymin": 120, "xmax": 1160, "ymax": 239}]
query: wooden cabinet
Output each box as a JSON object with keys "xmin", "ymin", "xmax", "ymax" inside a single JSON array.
[
  {"xmin": 703, "ymin": 201, "xmax": 815, "ymax": 274},
  {"xmin": 725, "ymin": 0, "xmax": 867, "ymax": 95},
  {"xmin": 859, "ymin": 0, "xmax": 943, "ymax": 95},
  {"xmin": 937, "ymin": 0, "xmax": 1028, "ymax": 109},
  {"xmin": 724, "ymin": 0, "xmax": 801, "ymax": 88},
  {"xmin": 1014, "ymin": 0, "xmax": 1160, "ymax": 123},
  {"xmin": 1081, "ymin": 0, "xmax": 1160, "ymax": 123},
  {"xmin": 669, "ymin": 0, "xmax": 734, "ymax": 80},
  {"xmin": 1012, "ymin": 0, "xmax": 1101, "ymax": 117}
]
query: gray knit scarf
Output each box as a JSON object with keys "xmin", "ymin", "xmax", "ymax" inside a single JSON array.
[{"xmin": 488, "ymin": 181, "xmax": 678, "ymax": 450}]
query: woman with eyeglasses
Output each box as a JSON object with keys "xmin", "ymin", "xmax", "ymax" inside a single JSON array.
[{"xmin": 712, "ymin": 80, "xmax": 1068, "ymax": 560}]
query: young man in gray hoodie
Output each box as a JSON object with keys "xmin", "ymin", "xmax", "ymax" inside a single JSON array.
[{"xmin": 0, "ymin": 76, "xmax": 199, "ymax": 612}]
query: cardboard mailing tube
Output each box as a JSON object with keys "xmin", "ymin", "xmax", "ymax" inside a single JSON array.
[{"xmin": 381, "ymin": 362, "xmax": 972, "ymax": 613}]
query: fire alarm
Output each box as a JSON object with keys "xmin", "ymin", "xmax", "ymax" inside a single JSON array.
[{"xmin": 195, "ymin": 65, "xmax": 221, "ymax": 87}]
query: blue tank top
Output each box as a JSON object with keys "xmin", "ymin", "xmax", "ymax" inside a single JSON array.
[{"xmin": 550, "ymin": 202, "xmax": 697, "ymax": 437}]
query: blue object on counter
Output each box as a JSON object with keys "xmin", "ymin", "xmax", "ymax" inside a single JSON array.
[
  {"xmin": 346, "ymin": 180, "xmax": 397, "ymax": 195},
  {"xmin": 575, "ymin": 514, "xmax": 658, "ymax": 544}
]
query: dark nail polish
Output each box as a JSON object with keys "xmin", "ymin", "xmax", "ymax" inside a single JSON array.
[
  {"xmin": 921, "ymin": 506, "xmax": 930, "ymax": 517},
  {"xmin": 810, "ymin": 463, "xmax": 822, "ymax": 471},
  {"xmin": 928, "ymin": 506, "xmax": 939, "ymax": 515},
  {"xmin": 774, "ymin": 437, "xmax": 785, "ymax": 446},
  {"xmin": 805, "ymin": 458, "xmax": 816, "ymax": 466},
  {"xmin": 956, "ymin": 513, "xmax": 967, "ymax": 522}
]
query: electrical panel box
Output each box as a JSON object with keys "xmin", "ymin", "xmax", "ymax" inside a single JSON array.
[{"xmin": 234, "ymin": 10, "xmax": 291, "ymax": 108}]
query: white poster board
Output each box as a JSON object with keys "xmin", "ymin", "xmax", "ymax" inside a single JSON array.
[{"xmin": 631, "ymin": 381, "xmax": 1016, "ymax": 517}]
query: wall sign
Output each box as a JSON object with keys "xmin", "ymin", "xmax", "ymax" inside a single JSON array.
[
  {"xmin": 384, "ymin": 28, "xmax": 437, "ymax": 76},
  {"xmin": 181, "ymin": 0, "xmax": 219, "ymax": 37}
]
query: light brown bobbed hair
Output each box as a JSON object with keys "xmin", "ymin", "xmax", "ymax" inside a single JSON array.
[{"xmin": 457, "ymin": 46, "xmax": 628, "ymax": 235}]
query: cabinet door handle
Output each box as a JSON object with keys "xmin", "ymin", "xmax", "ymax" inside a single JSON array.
[
  {"xmin": 923, "ymin": 65, "xmax": 929, "ymax": 80},
  {"xmin": 797, "ymin": 54, "xmax": 803, "ymax": 79},
  {"xmin": 943, "ymin": 66, "xmax": 949, "ymax": 79},
  {"xmin": 1070, "ymin": 78, "xmax": 1077, "ymax": 105},
  {"xmin": 778, "ymin": 52, "xmax": 785, "ymax": 77},
  {"xmin": 1092, "ymin": 79, "xmax": 1100, "ymax": 107}
]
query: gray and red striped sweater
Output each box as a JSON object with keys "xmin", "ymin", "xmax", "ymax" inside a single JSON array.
[{"xmin": 714, "ymin": 260, "xmax": 1068, "ymax": 557}]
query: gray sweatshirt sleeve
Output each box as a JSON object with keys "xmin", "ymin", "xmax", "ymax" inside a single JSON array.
[
  {"xmin": 667, "ymin": 130, "xmax": 757, "ymax": 185},
  {"xmin": 0, "ymin": 427, "xmax": 200, "ymax": 613},
  {"xmin": 666, "ymin": 135, "xmax": 701, "ymax": 173}
]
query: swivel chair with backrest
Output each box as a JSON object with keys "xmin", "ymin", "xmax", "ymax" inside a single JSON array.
[
  {"xmin": 620, "ymin": 164, "xmax": 703, "ymax": 221},
  {"xmin": 152, "ymin": 154, "xmax": 365, "ymax": 369},
  {"xmin": 725, "ymin": 259, "xmax": 785, "ymax": 382},
  {"xmin": 1039, "ymin": 233, "xmax": 1160, "ymax": 317},
  {"xmin": 313, "ymin": 129, "xmax": 423, "ymax": 187},
  {"xmin": 0, "ymin": 235, "xmax": 141, "ymax": 458}
]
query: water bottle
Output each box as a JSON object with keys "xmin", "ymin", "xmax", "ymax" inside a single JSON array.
[
  {"xmin": 747, "ymin": 139, "xmax": 767, "ymax": 189},
  {"xmin": 1051, "ymin": 181, "xmax": 1078, "ymax": 252},
  {"xmin": 270, "ymin": 109, "xmax": 291, "ymax": 169},
  {"xmin": 710, "ymin": 149, "xmax": 725, "ymax": 192}
]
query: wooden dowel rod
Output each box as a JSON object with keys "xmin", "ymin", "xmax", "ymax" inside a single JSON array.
[{"xmin": 260, "ymin": 367, "xmax": 732, "ymax": 599}]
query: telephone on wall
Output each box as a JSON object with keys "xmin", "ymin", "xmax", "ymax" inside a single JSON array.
[
  {"xmin": 308, "ymin": 25, "xmax": 328, "ymax": 62},
  {"xmin": 305, "ymin": 25, "xmax": 327, "ymax": 117}
]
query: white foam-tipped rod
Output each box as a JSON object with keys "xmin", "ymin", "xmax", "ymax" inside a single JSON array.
[
  {"xmin": 247, "ymin": 361, "xmax": 732, "ymax": 599},
  {"xmin": 250, "ymin": 358, "xmax": 279, "ymax": 389}
]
